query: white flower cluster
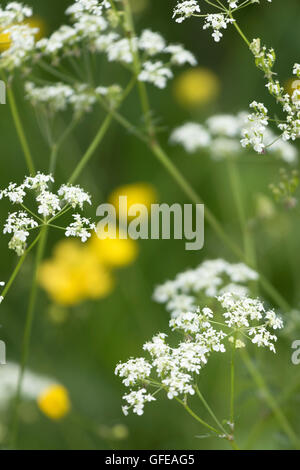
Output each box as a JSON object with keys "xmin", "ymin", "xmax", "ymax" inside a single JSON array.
[
  {"xmin": 241, "ymin": 101, "xmax": 269, "ymax": 154},
  {"xmin": 249, "ymin": 39, "xmax": 300, "ymax": 145},
  {"xmin": 66, "ymin": 0, "xmax": 111, "ymax": 19},
  {"xmin": 218, "ymin": 292, "xmax": 283, "ymax": 352},
  {"xmin": 153, "ymin": 258, "xmax": 259, "ymax": 317},
  {"xmin": 0, "ymin": 173, "xmax": 94, "ymax": 255},
  {"xmin": 171, "ymin": 112, "xmax": 298, "ymax": 163},
  {"xmin": 116, "ymin": 280, "xmax": 282, "ymax": 416},
  {"xmin": 172, "ymin": 1, "xmax": 201, "ymax": 23},
  {"xmin": 0, "ymin": 2, "xmax": 32, "ymax": 28},
  {"xmin": 116, "ymin": 307, "xmax": 227, "ymax": 416},
  {"xmin": 172, "ymin": 1, "xmax": 272, "ymax": 42},
  {"xmin": 65, "ymin": 214, "xmax": 95, "ymax": 243},
  {"xmin": 203, "ymin": 14, "xmax": 235, "ymax": 43},
  {"xmin": 0, "ymin": 3, "xmax": 39, "ymax": 72},
  {"xmin": 25, "ymin": 82, "xmax": 123, "ymax": 115},
  {"xmin": 3, "ymin": 211, "xmax": 38, "ymax": 256},
  {"xmin": 32, "ymin": 1, "xmax": 196, "ymax": 90}
]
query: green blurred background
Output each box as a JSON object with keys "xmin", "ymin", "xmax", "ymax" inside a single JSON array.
[{"xmin": 0, "ymin": 0, "xmax": 300, "ymax": 450}]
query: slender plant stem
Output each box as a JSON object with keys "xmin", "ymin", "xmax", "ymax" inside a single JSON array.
[
  {"xmin": 241, "ymin": 348, "xmax": 300, "ymax": 449},
  {"xmin": 4, "ymin": 79, "xmax": 35, "ymax": 175},
  {"xmin": 68, "ymin": 113, "xmax": 113, "ymax": 184},
  {"xmin": 230, "ymin": 335, "xmax": 237, "ymax": 426},
  {"xmin": 195, "ymin": 385, "xmax": 226, "ymax": 434},
  {"xmin": 175, "ymin": 397, "xmax": 220, "ymax": 435},
  {"xmin": 0, "ymin": 233, "xmax": 42, "ymax": 302},
  {"xmin": 226, "ymin": 158, "xmax": 257, "ymax": 270},
  {"xmin": 10, "ymin": 226, "xmax": 48, "ymax": 448}
]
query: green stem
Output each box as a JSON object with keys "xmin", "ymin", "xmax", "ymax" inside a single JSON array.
[
  {"xmin": 0, "ymin": 233, "xmax": 42, "ymax": 302},
  {"xmin": 241, "ymin": 348, "xmax": 300, "ymax": 449},
  {"xmin": 230, "ymin": 14, "xmax": 251, "ymax": 47},
  {"xmin": 195, "ymin": 385, "xmax": 226, "ymax": 434},
  {"xmin": 5, "ymin": 80, "xmax": 35, "ymax": 175},
  {"xmin": 123, "ymin": 0, "xmax": 155, "ymax": 138},
  {"xmin": 68, "ymin": 113, "xmax": 113, "ymax": 184},
  {"xmin": 230, "ymin": 335, "xmax": 237, "ymax": 425},
  {"xmin": 226, "ymin": 158, "xmax": 256, "ymax": 268},
  {"xmin": 175, "ymin": 397, "xmax": 220, "ymax": 435},
  {"xmin": 10, "ymin": 226, "xmax": 48, "ymax": 448}
]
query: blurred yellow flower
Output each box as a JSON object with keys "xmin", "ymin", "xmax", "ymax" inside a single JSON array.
[
  {"xmin": 285, "ymin": 77, "xmax": 300, "ymax": 96},
  {"xmin": 108, "ymin": 182, "xmax": 157, "ymax": 216},
  {"xmin": 173, "ymin": 67, "xmax": 220, "ymax": 109},
  {"xmin": 0, "ymin": 31, "xmax": 10, "ymax": 52},
  {"xmin": 89, "ymin": 229, "xmax": 138, "ymax": 268},
  {"xmin": 38, "ymin": 240, "xmax": 114, "ymax": 306},
  {"xmin": 38, "ymin": 385, "xmax": 70, "ymax": 420},
  {"xmin": 0, "ymin": 16, "xmax": 46, "ymax": 52}
]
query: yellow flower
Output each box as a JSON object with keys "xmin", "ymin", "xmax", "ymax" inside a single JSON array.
[
  {"xmin": 38, "ymin": 240, "xmax": 114, "ymax": 306},
  {"xmin": 0, "ymin": 16, "xmax": 46, "ymax": 52},
  {"xmin": 108, "ymin": 182, "xmax": 157, "ymax": 217},
  {"xmin": 0, "ymin": 31, "xmax": 11, "ymax": 52},
  {"xmin": 173, "ymin": 67, "xmax": 220, "ymax": 109},
  {"xmin": 38, "ymin": 385, "xmax": 70, "ymax": 420},
  {"xmin": 285, "ymin": 77, "xmax": 300, "ymax": 96},
  {"xmin": 89, "ymin": 229, "xmax": 138, "ymax": 268}
]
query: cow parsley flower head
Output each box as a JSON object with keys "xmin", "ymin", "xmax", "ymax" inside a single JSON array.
[
  {"xmin": 138, "ymin": 61, "xmax": 173, "ymax": 89},
  {"xmin": 173, "ymin": 1, "xmax": 201, "ymax": 23},
  {"xmin": 58, "ymin": 185, "xmax": 91, "ymax": 209},
  {"xmin": 0, "ymin": 2, "xmax": 32, "ymax": 28},
  {"xmin": 115, "ymin": 358, "xmax": 152, "ymax": 387},
  {"xmin": 66, "ymin": 0, "xmax": 111, "ymax": 19},
  {"xmin": 122, "ymin": 389, "xmax": 156, "ymax": 416},
  {"xmin": 170, "ymin": 123, "xmax": 211, "ymax": 153},
  {"xmin": 165, "ymin": 44, "xmax": 197, "ymax": 66},
  {"xmin": 65, "ymin": 214, "xmax": 95, "ymax": 243},
  {"xmin": 139, "ymin": 30, "xmax": 166, "ymax": 56},
  {"xmin": 0, "ymin": 174, "xmax": 95, "ymax": 255},
  {"xmin": 153, "ymin": 259, "xmax": 259, "ymax": 316},
  {"xmin": 241, "ymin": 101, "xmax": 269, "ymax": 153},
  {"xmin": 116, "ymin": 305, "xmax": 226, "ymax": 415},
  {"xmin": 3, "ymin": 212, "xmax": 38, "ymax": 256},
  {"xmin": 171, "ymin": 110, "xmax": 298, "ymax": 163},
  {"xmin": 0, "ymin": 24, "xmax": 38, "ymax": 72},
  {"xmin": 203, "ymin": 14, "xmax": 235, "ymax": 42},
  {"xmin": 217, "ymin": 292, "xmax": 283, "ymax": 352}
]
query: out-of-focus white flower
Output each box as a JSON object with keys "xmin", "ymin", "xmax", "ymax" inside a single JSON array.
[
  {"xmin": 170, "ymin": 123, "xmax": 211, "ymax": 153},
  {"xmin": 139, "ymin": 29, "xmax": 166, "ymax": 56},
  {"xmin": 165, "ymin": 44, "xmax": 197, "ymax": 66},
  {"xmin": 138, "ymin": 61, "xmax": 173, "ymax": 89}
]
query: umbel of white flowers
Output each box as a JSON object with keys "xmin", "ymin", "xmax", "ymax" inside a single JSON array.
[
  {"xmin": 170, "ymin": 111, "xmax": 298, "ymax": 164},
  {"xmin": 115, "ymin": 287, "xmax": 283, "ymax": 416},
  {"xmin": 0, "ymin": 0, "xmax": 197, "ymax": 99},
  {"xmin": 171, "ymin": 1, "xmax": 299, "ymax": 156},
  {"xmin": 172, "ymin": 1, "xmax": 272, "ymax": 40},
  {"xmin": 0, "ymin": 173, "xmax": 95, "ymax": 256}
]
